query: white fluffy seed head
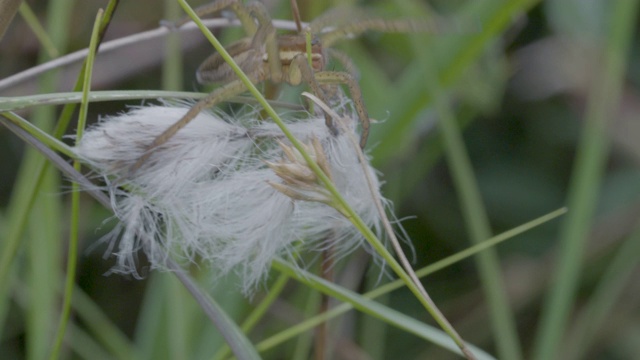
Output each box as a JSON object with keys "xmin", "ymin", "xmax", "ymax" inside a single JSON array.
[{"xmin": 76, "ymin": 104, "xmax": 389, "ymax": 293}]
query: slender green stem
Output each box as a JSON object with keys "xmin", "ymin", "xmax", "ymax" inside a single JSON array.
[
  {"xmin": 563, "ymin": 224, "xmax": 640, "ymax": 360},
  {"xmin": 255, "ymin": 208, "xmax": 566, "ymax": 352},
  {"xmin": 0, "ymin": 0, "xmax": 22, "ymax": 41},
  {"xmin": 0, "ymin": 112, "xmax": 74, "ymax": 157},
  {"xmin": 49, "ymin": 9, "xmax": 103, "ymax": 360},
  {"xmin": 24, "ymin": 0, "xmax": 74, "ymax": 357},
  {"xmin": 373, "ymin": 0, "xmax": 542, "ymax": 165},
  {"xmin": 0, "ymin": 0, "xmax": 118, "ymax": 321},
  {"xmin": 162, "ymin": 1, "xmax": 189, "ymax": 359},
  {"xmin": 271, "ymin": 260, "xmax": 496, "ymax": 360},
  {"xmin": 393, "ymin": 1, "xmax": 525, "ymax": 357},
  {"xmin": 19, "ymin": 2, "xmax": 59, "ymax": 58},
  {"xmin": 177, "ymin": 0, "xmax": 470, "ymax": 354},
  {"xmin": 0, "ymin": 90, "xmax": 303, "ymax": 112},
  {"xmin": 212, "ymin": 274, "xmax": 290, "ymax": 360}
]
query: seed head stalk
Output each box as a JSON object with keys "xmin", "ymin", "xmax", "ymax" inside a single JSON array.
[{"xmin": 178, "ymin": 1, "xmax": 473, "ymax": 357}]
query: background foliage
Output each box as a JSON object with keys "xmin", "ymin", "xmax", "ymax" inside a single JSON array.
[{"xmin": 1, "ymin": 0, "xmax": 639, "ymax": 359}]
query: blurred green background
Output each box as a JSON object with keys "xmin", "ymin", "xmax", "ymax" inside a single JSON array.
[{"xmin": 1, "ymin": 0, "xmax": 639, "ymax": 359}]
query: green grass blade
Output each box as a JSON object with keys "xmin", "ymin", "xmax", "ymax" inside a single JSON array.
[
  {"xmin": 212, "ymin": 274, "xmax": 289, "ymax": 360},
  {"xmin": 134, "ymin": 275, "xmax": 167, "ymax": 360},
  {"xmin": 18, "ymin": 2, "xmax": 59, "ymax": 58},
  {"xmin": 0, "ymin": 0, "xmax": 21, "ymax": 40},
  {"xmin": 49, "ymin": 8, "xmax": 103, "ymax": 360},
  {"xmin": 399, "ymin": 1, "xmax": 525, "ymax": 357},
  {"xmin": 51, "ymin": 0, "xmax": 119, "ymax": 140},
  {"xmin": 271, "ymin": 260, "xmax": 496, "ymax": 360},
  {"xmin": 71, "ymin": 285, "xmax": 134, "ymax": 360},
  {"xmin": 0, "ymin": 1, "xmax": 118, "ymax": 348},
  {"xmin": 1, "ymin": 111, "xmax": 74, "ymax": 157},
  {"xmin": 23, "ymin": 0, "xmax": 75, "ymax": 357},
  {"xmin": 177, "ymin": 1, "xmax": 473, "ymax": 354},
  {"xmin": 0, "ymin": 90, "xmax": 302, "ymax": 112},
  {"xmin": 563, "ymin": 225, "xmax": 640, "ymax": 360},
  {"xmin": 161, "ymin": 1, "xmax": 190, "ymax": 358},
  {"xmin": 166, "ymin": 276, "xmax": 189, "ymax": 360},
  {"xmin": 371, "ymin": 0, "xmax": 542, "ymax": 165},
  {"xmin": 532, "ymin": 0, "xmax": 640, "ymax": 358},
  {"xmin": 255, "ymin": 208, "xmax": 566, "ymax": 353},
  {"xmin": 65, "ymin": 324, "xmax": 116, "ymax": 360},
  {"xmin": 167, "ymin": 263, "xmax": 261, "ymax": 360}
]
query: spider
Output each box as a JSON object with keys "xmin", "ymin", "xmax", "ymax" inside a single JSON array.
[{"xmin": 131, "ymin": 0, "xmax": 438, "ymax": 171}]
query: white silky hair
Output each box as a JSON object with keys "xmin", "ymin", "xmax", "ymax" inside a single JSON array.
[{"xmin": 75, "ymin": 104, "xmax": 387, "ymax": 293}]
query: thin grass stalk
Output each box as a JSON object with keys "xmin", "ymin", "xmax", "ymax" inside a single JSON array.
[
  {"xmin": 0, "ymin": 115, "xmax": 108, "ymax": 204},
  {"xmin": 212, "ymin": 274, "xmax": 290, "ymax": 360},
  {"xmin": 164, "ymin": 261, "xmax": 261, "ymax": 360},
  {"xmin": 373, "ymin": 0, "xmax": 542, "ymax": 165},
  {"xmin": 315, "ymin": 246, "xmax": 334, "ymax": 360},
  {"xmin": 0, "ymin": 90, "xmax": 303, "ymax": 112},
  {"xmin": 162, "ymin": 0, "xmax": 183, "ymax": 92},
  {"xmin": 25, "ymin": 0, "xmax": 75, "ymax": 357},
  {"xmin": 0, "ymin": 115, "xmax": 562, "ymax": 358},
  {"xmin": 162, "ymin": 1, "xmax": 189, "ymax": 358},
  {"xmin": 166, "ymin": 276, "xmax": 189, "ymax": 360},
  {"xmin": 49, "ymin": 9, "xmax": 103, "ymax": 360},
  {"xmin": 20, "ymin": 277, "xmax": 135, "ymax": 359},
  {"xmin": 0, "ymin": 18, "xmax": 302, "ymax": 93},
  {"xmin": 358, "ymin": 273, "xmax": 389, "ymax": 360},
  {"xmin": 64, "ymin": 324, "xmax": 114, "ymax": 360},
  {"xmin": 256, "ymin": 208, "xmax": 565, "ymax": 352},
  {"xmin": 292, "ymin": 287, "xmax": 321, "ymax": 360},
  {"xmin": 398, "ymin": 4, "xmax": 521, "ymax": 358},
  {"xmin": 397, "ymin": 1, "xmax": 526, "ymax": 358},
  {"xmin": 179, "ymin": 0, "xmax": 473, "ymax": 358},
  {"xmin": 0, "ymin": 112, "xmax": 74, "ymax": 158},
  {"xmin": 177, "ymin": 1, "xmax": 474, "ymax": 356},
  {"xmin": 50, "ymin": 0, "xmax": 119, "ymax": 140},
  {"xmin": 1, "ymin": 118, "xmax": 564, "ymax": 360},
  {"xmin": 271, "ymin": 260, "xmax": 496, "ymax": 360},
  {"xmin": 430, "ymin": 92, "xmax": 522, "ymax": 360},
  {"xmin": 307, "ymin": 90, "xmax": 477, "ymax": 358},
  {"xmin": 2, "ymin": 1, "xmax": 260, "ymax": 357},
  {"xmin": 18, "ymin": 2, "xmax": 59, "ymax": 58},
  {"xmin": 10, "ymin": 268, "xmax": 132, "ymax": 360},
  {"xmin": 134, "ymin": 274, "xmax": 171, "ymax": 360},
  {"xmin": 531, "ymin": 0, "xmax": 640, "ymax": 358},
  {"xmin": 0, "ymin": 0, "xmax": 117, "ymax": 333},
  {"xmin": 563, "ymin": 225, "xmax": 640, "ymax": 360},
  {"xmin": 70, "ymin": 285, "xmax": 134, "ymax": 359},
  {"xmin": 0, "ymin": 0, "xmax": 21, "ymax": 40}
]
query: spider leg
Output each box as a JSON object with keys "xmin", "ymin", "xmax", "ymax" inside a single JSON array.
[
  {"xmin": 129, "ymin": 77, "xmax": 259, "ymax": 174},
  {"xmin": 313, "ymin": 71, "xmax": 370, "ymax": 149},
  {"xmin": 291, "ymin": 55, "xmax": 338, "ymax": 137},
  {"xmin": 315, "ymin": 8, "xmax": 445, "ymax": 47},
  {"xmin": 197, "ymin": 38, "xmax": 255, "ymax": 84},
  {"xmin": 246, "ymin": 2, "xmax": 283, "ymax": 83},
  {"xmin": 196, "ymin": 3, "xmax": 284, "ymax": 85},
  {"xmin": 326, "ymin": 48, "xmax": 360, "ymax": 80},
  {"xmin": 169, "ymin": 0, "xmax": 257, "ymax": 36}
]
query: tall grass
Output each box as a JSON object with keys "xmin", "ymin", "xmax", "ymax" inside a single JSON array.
[{"xmin": 1, "ymin": 0, "xmax": 638, "ymax": 359}]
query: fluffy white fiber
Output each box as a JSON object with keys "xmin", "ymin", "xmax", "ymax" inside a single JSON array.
[{"xmin": 75, "ymin": 105, "xmax": 386, "ymax": 293}]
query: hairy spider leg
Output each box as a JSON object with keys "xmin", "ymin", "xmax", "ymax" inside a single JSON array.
[{"xmin": 129, "ymin": 74, "xmax": 265, "ymax": 174}]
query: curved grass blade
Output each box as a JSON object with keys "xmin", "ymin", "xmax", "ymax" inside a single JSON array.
[
  {"xmin": 254, "ymin": 208, "xmax": 566, "ymax": 352},
  {"xmin": 272, "ymin": 260, "xmax": 495, "ymax": 360}
]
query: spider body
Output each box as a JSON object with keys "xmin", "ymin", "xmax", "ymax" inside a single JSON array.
[
  {"xmin": 196, "ymin": 34, "xmax": 325, "ymax": 86},
  {"xmin": 130, "ymin": 0, "xmax": 437, "ymax": 172}
]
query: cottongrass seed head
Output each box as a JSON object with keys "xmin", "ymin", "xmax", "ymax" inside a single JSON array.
[{"xmin": 75, "ymin": 103, "xmax": 389, "ymax": 293}]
